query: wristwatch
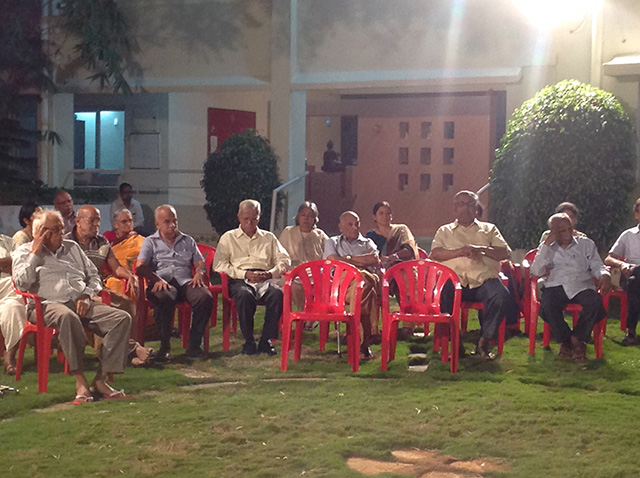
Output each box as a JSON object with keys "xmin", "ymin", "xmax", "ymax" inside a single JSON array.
[{"xmin": 345, "ymin": 255, "xmax": 352, "ymax": 261}]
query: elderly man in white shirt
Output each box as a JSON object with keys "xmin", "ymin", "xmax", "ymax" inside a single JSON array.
[
  {"xmin": 213, "ymin": 199, "xmax": 290, "ymax": 356},
  {"xmin": 532, "ymin": 213, "xmax": 611, "ymax": 362},
  {"xmin": 0, "ymin": 234, "xmax": 26, "ymax": 375},
  {"xmin": 12, "ymin": 210, "xmax": 132, "ymax": 403},
  {"xmin": 605, "ymin": 197, "xmax": 640, "ymax": 346}
]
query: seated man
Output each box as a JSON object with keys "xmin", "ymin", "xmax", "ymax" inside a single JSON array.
[
  {"xmin": 110, "ymin": 183, "xmax": 145, "ymax": 234},
  {"xmin": 0, "ymin": 234, "xmax": 26, "ymax": 375},
  {"xmin": 54, "ymin": 191, "xmax": 76, "ymax": 235},
  {"xmin": 323, "ymin": 210, "xmax": 380, "ymax": 361},
  {"xmin": 539, "ymin": 202, "xmax": 587, "ymax": 244},
  {"xmin": 431, "ymin": 190, "xmax": 512, "ymax": 359},
  {"xmin": 605, "ymin": 198, "xmax": 640, "ymax": 345},
  {"xmin": 135, "ymin": 205, "xmax": 213, "ymax": 361},
  {"xmin": 66, "ymin": 205, "xmax": 151, "ymax": 365},
  {"xmin": 213, "ymin": 199, "xmax": 290, "ymax": 356},
  {"xmin": 532, "ymin": 213, "xmax": 610, "ymax": 362},
  {"xmin": 12, "ymin": 210, "xmax": 132, "ymax": 403}
]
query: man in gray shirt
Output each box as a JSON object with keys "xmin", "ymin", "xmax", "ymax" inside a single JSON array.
[
  {"xmin": 323, "ymin": 211, "xmax": 379, "ymax": 361},
  {"xmin": 531, "ymin": 213, "xmax": 611, "ymax": 362},
  {"xmin": 12, "ymin": 210, "xmax": 132, "ymax": 403}
]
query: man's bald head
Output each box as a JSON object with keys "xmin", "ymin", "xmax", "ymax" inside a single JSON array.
[
  {"xmin": 548, "ymin": 213, "xmax": 573, "ymax": 247},
  {"xmin": 338, "ymin": 211, "xmax": 360, "ymax": 241}
]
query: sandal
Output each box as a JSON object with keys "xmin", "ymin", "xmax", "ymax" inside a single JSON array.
[
  {"xmin": 102, "ymin": 389, "xmax": 134, "ymax": 400},
  {"xmin": 73, "ymin": 395, "xmax": 95, "ymax": 405},
  {"xmin": 4, "ymin": 363, "xmax": 16, "ymax": 376},
  {"xmin": 621, "ymin": 334, "xmax": 640, "ymax": 347}
]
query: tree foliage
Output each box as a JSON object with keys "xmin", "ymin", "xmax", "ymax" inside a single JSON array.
[
  {"xmin": 490, "ymin": 80, "xmax": 637, "ymax": 251},
  {"xmin": 202, "ymin": 131, "xmax": 281, "ymax": 235}
]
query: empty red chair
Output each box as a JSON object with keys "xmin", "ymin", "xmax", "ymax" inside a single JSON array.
[
  {"xmin": 381, "ymin": 260, "xmax": 462, "ymax": 373},
  {"xmin": 281, "ymin": 259, "xmax": 364, "ymax": 372},
  {"xmin": 602, "ymin": 289, "xmax": 628, "ymax": 332}
]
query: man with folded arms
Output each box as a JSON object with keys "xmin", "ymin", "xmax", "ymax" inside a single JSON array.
[
  {"xmin": 323, "ymin": 210, "xmax": 380, "ymax": 362},
  {"xmin": 532, "ymin": 213, "xmax": 610, "ymax": 362},
  {"xmin": 135, "ymin": 205, "xmax": 213, "ymax": 362},
  {"xmin": 13, "ymin": 210, "xmax": 132, "ymax": 403},
  {"xmin": 213, "ymin": 199, "xmax": 290, "ymax": 356},
  {"xmin": 431, "ymin": 190, "xmax": 512, "ymax": 359}
]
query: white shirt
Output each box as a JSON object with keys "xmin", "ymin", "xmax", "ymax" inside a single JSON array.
[
  {"xmin": 110, "ymin": 197, "xmax": 144, "ymax": 229},
  {"xmin": 609, "ymin": 225, "xmax": 640, "ymax": 265}
]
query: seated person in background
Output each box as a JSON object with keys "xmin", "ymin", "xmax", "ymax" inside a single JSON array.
[
  {"xmin": 13, "ymin": 202, "xmax": 42, "ymax": 247},
  {"xmin": 323, "ymin": 211, "xmax": 380, "ymax": 361},
  {"xmin": 136, "ymin": 205, "xmax": 213, "ymax": 362},
  {"xmin": 539, "ymin": 202, "xmax": 586, "ymax": 244},
  {"xmin": 214, "ymin": 200, "xmax": 291, "ymax": 356},
  {"xmin": 430, "ymin": 190, "xmax": 512, "ymax": 359},
  {"xmin": 54, "ymin": 191, "xmax": 76, "ymax": 235},
  {"xmin": 532, "ymin": 213, "xmax": 610, "ymax": 362},
  {"xmin": 67, "ymin": 206, "xmax": 151, "ymax": 366},
  {"xmin": 279, "ymin": 201, "xmax": 329, "ymax": 329},
  {"xmin": 0, "ymin": 235, "xmax": 27, "ymax": 375},
  {"xmin": 13, "ymin": 210, "xmax": 132, "ymax": 403},
  {"xmin": 365, "ymin": 201, "xmax": 418, "ymax": 339},
  {"xmin": 605, "ymin": 198, "xmax": 640, "ymax": 346},
  {"xmin": 321, "ymin": 140, "xmax": 345, "ymax": 173},
  {"xmin": 110, "ymin": 183, "xmax": 145, "ymax": 234}
]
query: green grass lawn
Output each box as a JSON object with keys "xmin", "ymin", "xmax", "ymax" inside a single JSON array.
[{"xmin": 2, "ymin": 304, "xmax": 640, "ymax": 478}]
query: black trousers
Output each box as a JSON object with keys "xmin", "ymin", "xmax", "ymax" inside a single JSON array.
[
  {"xmin": 228, "ymin": 279, "xmax": 282, "ymax": 344},
  {"xmin": 622, "ymin": 266, "xmax": 640, "ymax": 332},
  {"xmin": 147, "ymin": 279, "xmax": 213, "ymax": 350},
  {"xmin": 441, "ymin": 277, "xmax": 510, "ymax": 341},
  {"xmin": 539, "ymin": 286, "xmax": 605, "ymax": 344}
]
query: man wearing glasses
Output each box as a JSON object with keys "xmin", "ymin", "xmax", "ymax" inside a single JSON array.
[
  {"xmin": 430, "ymin": 190, "xmax": 512, "ymax": 359},
  {"xmin": 12, "ymin": 210, "xmax": 132, "ymax": 403}
]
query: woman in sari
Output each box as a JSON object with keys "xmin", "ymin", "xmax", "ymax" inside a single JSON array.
[
  {"xmin": 104, "ymin": 208, "xmax": 145, "ymax": 294},
  {"xmin": 279, "ymin": 202, "xmax": 329, "ymax": 330},
  {"xmin": 366, "ymin": 201, "xmax": 419, "ymax": 340}
]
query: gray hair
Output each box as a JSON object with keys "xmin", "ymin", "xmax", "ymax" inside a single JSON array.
[
  {"xmin": 548, "ymin": 212, "xmax": 571, "ymax": 229},
  {"xmin": 238, "ymin": 199, "xmax": 261, "ymax": 214},
  {"xmin": 154, "ymin": 204, "xmax": 177, "ymax": 221},
  {"xmin": 295, "ymin": 201, "xmax": 319, "ymax": 226},
  {"xmin": 113, "ymin": 207, "xmax": 133, "ymax": 222},
  {"xmin": 32, "ymin": 209, "xmax": 63, "ymax": 235},
  {"xmin": 454, "ymin": 190, "xmax": 479, "ymax": 204},
  {"xmin": 339, "ymin": 210, "xmax": 359, "ymax": 222}
]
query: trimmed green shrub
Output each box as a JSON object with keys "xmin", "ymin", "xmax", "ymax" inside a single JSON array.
[
  {"xmin": 201, "ymin": 130, "xmax": 281, "ymax": 235},
  {"xmin": 490, "ymin": 80, "xmax": 636, "ymax": 250}
]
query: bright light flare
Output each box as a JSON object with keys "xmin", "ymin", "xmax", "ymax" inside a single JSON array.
[{"xmin": 511, "ymin": 0, "xmax": 602, "ymax": 30}]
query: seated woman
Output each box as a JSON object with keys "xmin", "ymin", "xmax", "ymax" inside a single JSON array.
[
  {"xmin": 12, "ymin": 202, "xmax": 42, "ymax": 247},
  {"xmin": 104, "ymin": 208, "xmax": 151, "ymax": 365},
  {"xmin": 279, "ymin": 202, "xmax": 329, "ymax": 330},
  {"xmin": 366, "ymin": 201, "xmax": 419, "ymax": 340}
]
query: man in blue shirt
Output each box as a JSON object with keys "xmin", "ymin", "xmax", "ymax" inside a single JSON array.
[
  {"xmin": 324, "ymin": 211, "xmax": 380, "ymax": 361},
  {"xmin": 531, "ymin": 213, "xmax": 610, "ymax": 362},
  {"xmin": 136, "ymin": 205, "xmax": 213, "ymax": 361}
]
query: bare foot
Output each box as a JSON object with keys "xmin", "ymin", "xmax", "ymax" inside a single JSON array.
[{"xmin": 135, "ymin": 345, "xmax": 153, "ymax": 362}]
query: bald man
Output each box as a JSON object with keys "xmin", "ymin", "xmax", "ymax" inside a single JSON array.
[
  {"xmin": 136, "ymin": 205, "xmax": 213, "ymax": 362},
  {"xmin": 531, "ymin": 213, "xmax": 610, "ymax": 362},
  {"xmin": 54, "ymin": 191, "xmax": 76, "ymax": 235},
  {"xmin": 323, "ymin": 211, "xmax": 380, "ymax": 361}
]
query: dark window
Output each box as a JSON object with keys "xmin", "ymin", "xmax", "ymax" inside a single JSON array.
[
  {"xmin": 399, "ymin": 147, "xmax": 409, "ymax": 165},
  {"xmin": 443, "ymin": 173, "xmax": 454, "ymax": 191},
  {"xmin": 399, "ymin": 121, "xmax": 409, "ymax": 138},
  {"xmin": 443, "ymin": 147, "xmax": 454, "ymax": 165},
  {"xmin": 420, "ymin": 147, "xmax": 431, "ymax": 165},
  {"xmin": 420, "ymin": 174, "xmax": 431, "ymax": 191},
  {"xmin": 421, "ymin": 121, "xmax": 432, "ymax": 139},
  {"xmin": 398, "ymin": 173, "xmax": 409, "ymax": 191},
  {"xmin": 444, "ymin": 121, "xmax": 455, "ymax": 139}
]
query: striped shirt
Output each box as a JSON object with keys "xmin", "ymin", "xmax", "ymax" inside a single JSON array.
[{"xmin": 66, "ymin": 228, "xmax": 112, "ymax": 279}]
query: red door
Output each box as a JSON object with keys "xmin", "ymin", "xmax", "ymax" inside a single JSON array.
[{"xmin": 208, "ymin": 108, "xmax": 256, "ymax": 155}]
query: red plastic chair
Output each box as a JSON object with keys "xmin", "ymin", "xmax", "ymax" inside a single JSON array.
[
  {"xmin": 381, "ymin": 260, "xmax": 462, "ymax": 373},
  {"xmin": 523, "ymin": 248, "xmax": 606, "ymax": 358},
  {"xmin": 417, "ymin": 248, "xmax": 429, "ymax": 260},
  {"xmin": 602, "ymin": 288, "xmax": 628, "ymax": 332},
  {"xmin": 12, "ymin": 284, "xmax": 68, "ymax": 393},
  {"xmin": 281, "ymin": 259, "xmax": 364, "ymax": 372}
]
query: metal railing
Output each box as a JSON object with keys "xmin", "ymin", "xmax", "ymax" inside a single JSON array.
[{"xmin": 270, "ymin": 172, "xmax": 309, "ymax": 232}]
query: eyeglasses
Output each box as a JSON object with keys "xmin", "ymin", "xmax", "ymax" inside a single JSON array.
[{"xmin": 43, "ymin": 226, "xmax": 64, "ymax": 234}]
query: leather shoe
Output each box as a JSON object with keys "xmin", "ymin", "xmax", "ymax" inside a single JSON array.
[
  {"xmin": 257, "ymin": 339, "xmax": 277, "ymax": 356},
  {"xmin": 474, "ymin": 338, "xmax": 495, "ymax": 360},
  {"xmin": 242, "ymin": 342, "xmax": 257, "ymax": 355},
  {"xmin": 153, "ymin": 348, "xmax": 171, "ymax": 363},
  {"xmin": 185, "ymin": 347, "xmax": 205, "ymax": 359}
]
